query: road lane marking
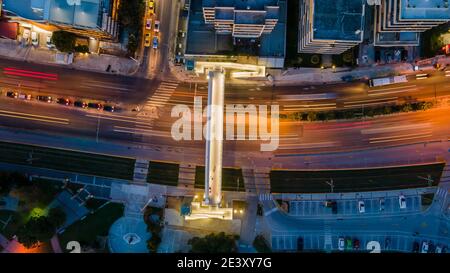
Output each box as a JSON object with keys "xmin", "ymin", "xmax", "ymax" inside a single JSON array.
[
  {"xmin": 343, "ymin": 97, "xmax": 398, "ymax": 104},
  {"xmin": 85, "ymin": 114, "xmax": 153, "ymax": 126},
  {"xmin": 278, "ymin": 141, "xmax": 338, "ymax": 150},
  {"xmin": 368, "ymin": 85, "xmax": 417, "ymax": 92},
  {"xmin": 369, "ymin": 133, "xmax": 433, "ymax": 144},
  {"xmin": 361, "ymin": 123, "xmax": 431, "ymax": 135},
  {"xmin": 113, "ymin": 126, "xmax": 171, "ymax": 138},
  {"xmin": 343, "ymin": 100, "xmax": 397, "ymax": 108},
  {"xmin": 0, "ymin": 112, "xmax": 69, "ymax": 125},
  {"xmin": 0, "ymin": 109, "xmax": 68, "ymax": 121},
  {"xmin": 369, "ymin": 131, "xmax": 432, "ymax": 141}
]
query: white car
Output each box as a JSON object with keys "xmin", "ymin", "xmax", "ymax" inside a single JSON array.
[
  {"xmin": 31, "ymin": 31, "xmax": 38, "ymax": 46},
  {"xmin": 399, "ymin": 195, "xmax": 407, "ymax": 209},
  {"xmin": 154, "ymin": 20, "xmax": 160, "ymax": 32},
  {"xmin": 358, "ymin": 200, "xmax": 365, "ymax": 213},
  {"xmin": 435, "ymin": 245, "xmax": 442, "ymax": 253},
  {"xmin": 22, "ymin": 29, "xmax": 31, "ymax": 41},
  {"xmin": 338, "ymin": 237, "xmax": 345, "ymax": 251},
  {"xmin": 46, "ymin": 35, "xmax": 54, "ymax": 48},
  {"xmin": 146, "ymin": 19, "xmax": 152, "ymax": 30},
  {"xmin": 421, "ymin": 241, "xmax": 429, "ymax": 253}
]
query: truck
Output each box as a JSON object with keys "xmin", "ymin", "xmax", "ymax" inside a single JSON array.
[{"xmin": 368, "ymin": 75, "xmax": 408, "ymax": 87}]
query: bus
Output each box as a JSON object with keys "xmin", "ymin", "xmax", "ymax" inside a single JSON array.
[{"xmin": 368, "ymin": 75, "xmax": 408, "ymax": 87}]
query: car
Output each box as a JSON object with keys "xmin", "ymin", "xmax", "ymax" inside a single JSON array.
[
  {"xmin": 379, "ymin": 198, "xmax": 385, "ymax": 211},
  {"xmin": 412, "ymin": 241, "xmax": 420, "ymax": 253},
  {"xmin": 345, "ymin": 237, "xmax": 352, "ymax": 250},
  {"xmin": 88, "ymin": 102, "xmax": 102, "ymax": 110},
  {"xmin": 154, "ymin": 20, "xmax": 160, "ymax": 32},
  {"xmin": 324, "ymin": 200, "xmax": 338, "ymax": 214},
  {"xmin": 22, "ymin": 29, "xmax": 30, "ymax": 41},
  {"xmin": 46, "ymin": 35, "xmax": 54, "ymax": 48},
  {"xmin": 338, "ymin": 237, "xmax": 345, "ymax": 251},
  {"xmin": 146, "ymin": 19, "xmax": 152, "ymax": 30},
  {"xmin": 358, "ymin": 200, "xmax": 365, "ymax": 213},
  {"xmin": 6, "ymin": 91, "xmax": 18, "ymax": 98},
  {"xmin": 18, "ymin": 93, "xmax": 31, "ymax": 100},
  {"xmin": 296, "ymin": 237, "xmax": 304, "ymax": 252},
  {"xmin": 74, "ymin": 101, "xmax": 87, "ymax": 108},
  {"xmin": 31, "ymin": 31, "xmax": 38, "ymax": 46},
  {"xmin": 385, "ymin": 237, "xmax": 391, "ymax": 250},
  {"xmin": 57, "ymin": 98, "xmax": 71, "ymax": 106},
  {"xmin": 103, "ymin": 105, "xmax": 115, "ymax": 112},
  {"xmin": 152, "ymin": 36, "xmax": 158, "ymax": 49},
  {"xmin": 428, "ymin": 242, "xmax": 435, "ymax": 253},
  {"xmin": 435, "ymin": 245, "xmax": 442, "ymax": 253},
  {"xmin": 147, "ymin": 0, "xmax": 155, "ymax": 15},
  {"xmin": 399, "ymin": 195, "xmax": 407, "ymax": 209},
  {"xmin": 37, "ymin": 95, "xmax": 52, "ymax": 103},
  {"xmin": 144, "ymin": 33, "xmax": 151, "ymax": 47},
  {"xmin": 353, "ymin": 238, "xmax": 360, "ymax": 250},
  {"xmin": 421, "ymin": 241, "xmax": 429, "ymax": 253}
]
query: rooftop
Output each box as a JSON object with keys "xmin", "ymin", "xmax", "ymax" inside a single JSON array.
[
  {"xmin": 401, "ymin": 0, "xmax": 450, "ymax": 20},
  {"xmin": 312, "ymin": 0, "xmax": 365, "ymax": 41},
  {"xmin": 2, "ymin": 0, "xmax": 102, "ymax": 29},
  {"xmin": 202, "ymin": 0, "xmax": 278, "ymax": 10}
]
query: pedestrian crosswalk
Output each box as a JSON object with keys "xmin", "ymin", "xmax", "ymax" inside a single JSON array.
[
  {"xmin": 144, "ymin": 80, "xmax": 179, "ymax": 109},
  {"xmin": 259, "ymin": 193, "xmax": 273, "ymax": 201}
]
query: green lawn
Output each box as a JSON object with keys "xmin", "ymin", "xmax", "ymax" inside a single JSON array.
[
  {"xmin": 270, "ymin": 163, "xmax": 445, "ymax": 193},
  {"xmin": 0, "ymin": 141, "xmax": 135, "ymax": 180},
  {"xmin": 58, "ymin": 202, "xmax": 124, "ymax": 251},
  {"xmin": 147, "ymin": 161, "xmax": 179, "ymax": 186},
  {"xmin": 195, "ymin": 166, "xmax": 245, "ymax": 192}
]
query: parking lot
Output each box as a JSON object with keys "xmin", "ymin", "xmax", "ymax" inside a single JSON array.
[
  {"xmin": 271, "ymin": 232, "xmax": 450, "ymax": 253},
  {"xmin": 288, "ymin": 194, "xmax": 421, "ymax": 218}
]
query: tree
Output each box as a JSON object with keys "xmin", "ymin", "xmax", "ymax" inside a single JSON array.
[
  {"xmin": 188, "ymin": 232, "xmax": 237, "ymax": 253},
  {"xmin": 17, "ymin": 216, "xmax": 55, "ymax": 248},
  {"xmin": 147, "ymin": 234, "xmax": 161, "ymax": 253},
  {"xmin": 48, "ymin": 207, "xmax": 66, "ymax": 228},
  {"xmin": 127, "ymin": 34, "xmax": 138, "ymax": 55},
  {"xmin": 51, "ymin": 31, "xmax": 76, "ymax": 52},
  {"xmin": 253, "ymin": 235, "xmax": 271, "ymax": 253}
]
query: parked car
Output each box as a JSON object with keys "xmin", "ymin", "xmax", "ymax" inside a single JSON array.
[
  {"xmin": 338, "ymin": 237, "xmax": 345, "ymax": 251},
  {"xmin": 412, "ymin": 241, "xmax": 420, "ymax": 253},
  {"xmin": 18, "ymin": 93, "xmax": 31, "ymax": 100},
  {"xmin": 74, "ymin": 101, "xmax": 87, "ymax": 108},
  {"xmin": 103, "ymin": 105, "xmax": 115, "ymax": 112},
  {"xmin": 88, "ymin": 102, "xmax": 102, "ymax": 110},
  {"xmin": 152, "ymin": 36, "xmax": 158, "ymax": 49},
  {"xmin": 399, "ymin": 195, "xmax": 407, "ymax": 209},
  {"xmin": 379, "ymin": 198, "xmax": 385, "ymax": 211},
  {"xmin": 146, "ymin": 19, "xmax": 152, "ymax": 30},
  {"xmin": 6, "ymin": 91, "xmax": 18, "ymax": 98},
  {"xmin": 358, "ymin": 200, "xmax": 365, "ymax": 213},
  {"xmin": 31, "ymin": 31, "xmax": 39, "ymax": 46},
  {"xmin": 22, "ymin": 29, "xmax": 31, "ymax": 42},
  {"xmin": 385, "ymin": 237, "xmax": 391, "ymax": 250},
  {"xmin": 46, "ymin": 35, "xmax": 54, "ymax": 48},
  {"xmin": 345, "ymin": 237, "xmax": 353, "ymax": 250},
  {"xmin": 297, "ymin": 237, "xmax": 304, "ymax": 252},
  {"xmin": 57, "ymin": 98, "xmax": 71, "ymax": 106},
  {"xmin": 147, "ymin": 0, "xmax": 155, "ymax": 15},
  {"xmin": 37, "ymin": 95, "xmax": 52, "ymax": 103},
  {"xmin": 353, "ymin": 238, "xmax": 360, "ymax": 250},
  {"xmin": 144, "ymin": 33, "xmax": 151, "ymax": 47},
  {"xmin": 154, "ymin": 20, "xmax": 160, "ymax": 32},
  {"xmin": 421, "ymin": 241, "xmax": 429, "ymax": 253}
]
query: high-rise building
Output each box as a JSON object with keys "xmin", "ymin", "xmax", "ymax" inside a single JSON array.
[
  {"xmin": 201, "ymin": 0, "xmax": 280, "ymax": 38},
  {"xmin": 2, "ymin": 0, "xmax": 120, "ymax": 39},
  {"xmin": 298, "ymin": 0, "xmax": 366, "ymax": 54},
  {"xmin": 374, "ymin": 0, "xmax": 450, "ymax": 46}
]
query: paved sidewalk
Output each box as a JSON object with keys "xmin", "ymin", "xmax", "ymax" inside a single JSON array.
[{"xmin": 0, "ymin": 39, "xmax": 139, "ymax": 76}]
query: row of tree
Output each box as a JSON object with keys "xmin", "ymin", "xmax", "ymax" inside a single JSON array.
[{"xmin": 282, "ymin": 101, "xmax": 435, "ymax": 122}]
